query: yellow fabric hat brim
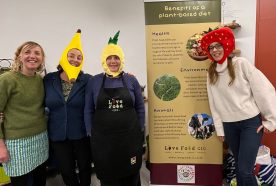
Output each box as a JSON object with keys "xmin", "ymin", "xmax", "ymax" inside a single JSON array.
[{"xmin": 101, "ymin": 44, "xmax": 125, "ymax": 77}]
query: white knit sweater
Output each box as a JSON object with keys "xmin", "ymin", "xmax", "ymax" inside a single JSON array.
[{"xmin": 207, "ymin": 57, "xmax": 276, "ymax": 136}]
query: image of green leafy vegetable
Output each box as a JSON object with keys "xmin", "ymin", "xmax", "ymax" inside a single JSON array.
[{"xmin": 153, "ymin": 74, "xmax": 181, "ymax": 101}]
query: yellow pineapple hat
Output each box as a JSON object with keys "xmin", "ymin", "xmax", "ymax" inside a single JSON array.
[
  {"xmin": 59, "ymin": 29, "xmax": 84, "ymax": 81},
  {"xmin": 101, "ymin": 31, "xmax": 125, "ymax": 77}
]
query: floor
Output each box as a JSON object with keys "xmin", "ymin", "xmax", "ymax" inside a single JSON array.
[
  {"xmin": 3, "ymin": 157, "xmax": 275, "ymax": 185},
  {"xmin": 45, "ymin": 164, "xmax": 230, "ymax": 186},
  {"xmin": 46, "ymin": 162, "xmax": 150, "ymax": 186}
]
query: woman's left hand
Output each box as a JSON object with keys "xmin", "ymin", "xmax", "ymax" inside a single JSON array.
[
  {"xmin": 257, "ymin": 124, "xmax": 270, "ymax": 133},
  {"xmin": 217, "ymin": 136, "xmax": 225, "ymax": 142}
]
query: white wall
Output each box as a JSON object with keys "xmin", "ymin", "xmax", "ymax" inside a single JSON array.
[
  {"xmin": 221, "ymin": 0, "xmax": 256, "ymax": 64},
  {"xmin": 0, "ymin": 0, "xmax": 256, "ymax": 92},
  {"xmin": 0, "ymin": 0, "xmax": 147, "ymax": 86}
]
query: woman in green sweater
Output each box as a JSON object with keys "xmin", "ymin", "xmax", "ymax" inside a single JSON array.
[{"xmin": 0, "ymin": 41, "xmax": 48, "ymax": 186}]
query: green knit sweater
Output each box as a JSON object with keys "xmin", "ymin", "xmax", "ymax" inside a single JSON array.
[{"xmin": 0, "ymin": 71, "xmax": 46, "ymax": 139}]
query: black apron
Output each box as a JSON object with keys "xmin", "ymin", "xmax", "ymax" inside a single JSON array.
[{"xmin": 91, "ymin": 75, "xmax": 143, "ymax": 181}]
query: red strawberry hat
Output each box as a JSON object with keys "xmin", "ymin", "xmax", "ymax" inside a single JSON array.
[{"xmin": 200, "ymin": 27, "xmax": 235, "ymax": 64}]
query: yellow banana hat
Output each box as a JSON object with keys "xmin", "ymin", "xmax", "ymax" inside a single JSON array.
[
  {"xmin": 101, "ymin": 31, "xmax": 125, "ymax": 77},
  {"xmin": 59, "ymin": 29, "xmax": 84, "ymax": 81}
]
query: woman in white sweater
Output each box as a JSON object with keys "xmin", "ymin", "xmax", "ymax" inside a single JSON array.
[{"xmin": 200, "ymin": 27, "xmax": 276, "ymax": 186}]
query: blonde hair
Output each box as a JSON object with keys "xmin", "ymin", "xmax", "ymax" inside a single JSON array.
[
  {"xmin": 11, "ymin": 41, "xmax": 45, "ymax": 73},
  {"xmin": 208, "ymin": 57, "xmax": 236, "ymax": 86}
]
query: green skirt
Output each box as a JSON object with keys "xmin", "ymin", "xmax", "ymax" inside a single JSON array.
[{"xmin": 3, "ymin": 131, "xmax": 49, "ymax": 177}]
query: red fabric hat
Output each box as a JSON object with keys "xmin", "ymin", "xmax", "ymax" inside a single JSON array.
[{"xmin": 200, "ymin": 27, "xmax": 235, "ymax": 64}]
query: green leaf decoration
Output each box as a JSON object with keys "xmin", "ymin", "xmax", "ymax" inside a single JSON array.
[{"xmin": 108, "ymin": 31, "xmax": 120, "ymax": 45}]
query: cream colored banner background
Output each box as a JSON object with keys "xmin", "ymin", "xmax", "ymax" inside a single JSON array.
[{"xmin": 146, "ymin": 22, "xmax": 222, "ymax": 164}]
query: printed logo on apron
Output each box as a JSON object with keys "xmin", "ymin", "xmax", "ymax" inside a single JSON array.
[
  {"xmin": 130, "ymin": 156, "xmax": 137, "ymax": 165},
  {"xmin": 108, "ymin": 98, "xmax": 123, "ymax": 112}
]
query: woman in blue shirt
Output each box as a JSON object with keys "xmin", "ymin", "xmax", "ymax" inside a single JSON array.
[{"xmin": 84, "ymin": 31, "xmax": 145, "ymax": 186}]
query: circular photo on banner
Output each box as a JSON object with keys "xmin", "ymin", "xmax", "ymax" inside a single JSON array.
[
  {"xmin": 187, "ymin": 113, "xmax": 215, "ymax": 140},
  {"xmin": 153, "ymin": 74, "xmax": 181, "ymax": 101},
  {"xmin": 186, "ymin": 32, "xmax": 208, "ymax": 61}
]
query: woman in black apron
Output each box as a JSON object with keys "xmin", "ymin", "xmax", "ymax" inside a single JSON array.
[{"xmin": 84, "ymin": 31, "xmax": 145, "ymax": 186}]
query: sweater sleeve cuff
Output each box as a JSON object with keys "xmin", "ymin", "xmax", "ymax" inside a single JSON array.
[
  {"xmin": 262, "ymin": 120, "xmax": 276, "ymax": 132},
  {"xmin": 214, "ymin": 125, "xmax": 225, "ymax": 136}
]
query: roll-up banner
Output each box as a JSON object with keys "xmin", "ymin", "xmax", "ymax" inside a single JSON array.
[{"xmin": 144, "ymin": 0, "xmax": 223, "ymax": 185}]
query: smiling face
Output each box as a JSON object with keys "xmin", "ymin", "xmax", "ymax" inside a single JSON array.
[
  {"xmin": 67, "ymin": 48, "xmax": 83, "ymax": 67},
  {"xmin": 106, "ymin": 55, "xmax": 121, "ymax": 72},
  {"xmin": 19, "ymin": 45, "xmax": 44, "ymax": 76},
  {"xmin": 208, "ymin": 42, "xmax": 224, "ymax": 62}
]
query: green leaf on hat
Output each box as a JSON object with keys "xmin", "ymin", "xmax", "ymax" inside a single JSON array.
[{"xmin": 108, "ymin": 31, "xmax": 120, "ymax": 45}]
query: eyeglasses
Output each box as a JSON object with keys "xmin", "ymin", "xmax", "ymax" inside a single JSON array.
[{"xmin": 208, "ymin": 44, "xmax": 223, "ymax": 51}]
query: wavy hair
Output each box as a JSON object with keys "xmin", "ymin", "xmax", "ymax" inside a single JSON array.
[
  {"xmin": 208, "ymin": 57, "xmax": 236, "ymax": 86},
  {"xmin": 11, "ymin": 41, "xmax": 45, "ymax": 73}
]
